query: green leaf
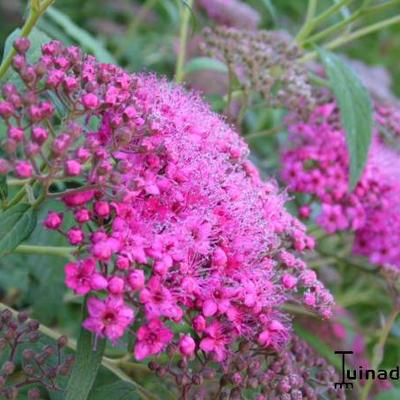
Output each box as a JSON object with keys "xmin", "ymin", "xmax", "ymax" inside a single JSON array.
[
  {"xmin": 317, "ymin": 48, "xmax": 373, "ymax": 191},
  {"xmin": 294, "ymin": 323, "xmax": 342, "ymax": 370},
  {"xmin": 260, "ymin": 0, "xmax": 278, "ymax": 24},
  {"xmin": 45, "ymin": 7, "xmax": 116, "ymax": 64},
  {"xmin": 184, "ymin": 57, "xmax": 228, "ymax": 75},
  {"xmin": 88, "ymin": 382, "xmax": 140, "ymax": 400},
  {"xmin": 0, "ymin": 203, "xmax": 37, "ymax": 256},
  {"xmin": 375, "ymin": 389, "xmax": 400, "ymax": 400},
  {"xmin": 0, "ymin": 175, "xmax": 7, "ymax": 203},
  {"xmin": 65, "ymin": 306, "xmax": 106, "ymax": 400}
]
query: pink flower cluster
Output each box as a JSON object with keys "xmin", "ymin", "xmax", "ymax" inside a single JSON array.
[
  {"xmin": 0, "ymin": 39, "xmax": 333, "ymax": 365},
  {"xmin": 197, "ymin": 0, "xmax": 260, "ymax": 30},
  {"xmin": 281, "ymin": 101, "xmax": 400, "ymax": 268}
]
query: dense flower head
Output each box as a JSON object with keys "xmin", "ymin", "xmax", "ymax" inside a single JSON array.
[
  {"xmin": 197, "ymin": 0, "xmax": 261, "ymax": 30},
  {"xmin": 202, "ymin": 27, "xmax": 314, "ymax": 113},
  {"xmin": 281, "ymin": 100, "xmax": 400, "ymax": 268},
  {"xmin": 0, "ymin": 39, "xmax": 333, "ymax": 374}
]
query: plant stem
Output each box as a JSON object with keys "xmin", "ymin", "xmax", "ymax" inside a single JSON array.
[
  {"xmin": 310, "ymin": 0, "xmax": 354, "ymax": 29},
  {"xmin": 326, "ymin": 14, "xmax": 400, "ymax": 49},
  {"xmin": 225, "ymin": 65, "xmax": 235, "ymax": 117},
  {"xmin": 365, "ymin": 0, "xmax": 400, "ymax": 14},
  {"xmin": 308, "ymin": 72, "xmax": 331, "ymax": 87},
  {"xmin": 360, "ymin": 307, "xmax": 400, "ymax": 400},
  {"xmin": 304, "ymin": 9, "xmax": 363, "ymax": 44},
  {"xmin": 6, "ymin": 186, "xmax": 29, "ymax": 209},
  {"xmin": 295, "ymin": 0, "xmax": 318, "ymax": 43},
  {"xmin": 114, "ymin": 0, "xmax": 158, "ymax": 58},
  {"xmin": 300, "ymin": 14, "xmax": 400, "ymax": 62},
  {"xmin": 13, "ymin": 244, "xmax": 74, "ymax": 259},
  {"xmin": 7, "ymin": 179, "xmax": 31, "ymax": 186},
  {"xmin": 304, "ymin": 0, "xmax": 400, "ymax": 45},
  {"xmin": 175, "ymin": 0, "xmax": 193, "ymax": 83},
  {"xmin": 0, "ymin": 0, "xmax": 55, "ymax": 80},
  {"xmin": 245, "ymin": 125, "xmax": 285, "ymax": 141}
]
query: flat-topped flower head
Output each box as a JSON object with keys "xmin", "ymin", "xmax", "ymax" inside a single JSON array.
[
  {"xmin": 0, "ymin": 40, "xmax": 333, "ymax": 382},
  {"xmin": 282, "ymin": 100, "xmax": 400, "ymax": 268}
]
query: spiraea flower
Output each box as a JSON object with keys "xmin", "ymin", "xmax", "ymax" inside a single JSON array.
[
  {"xmin": 0, "ymin": 38, "xmax": 333, "ymax": 396},
  {"xmin": 197, "ymin": 0, "xmax": 261, "ymax": 30},
  {"xmin": 281, "ymin": 99, "xmax": 400, "ymax": 268},
  {"xmin": 202, "ymin": 27, "xmax": 314, "ymax": 113}
]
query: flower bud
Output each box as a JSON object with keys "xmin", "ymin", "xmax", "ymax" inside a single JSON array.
[
  {"xmin": 0, "ymin": 101, "xmax": 14, "ymax": 119},
  {"xmin": 82, "ymin": 93, "xmax": 99, "ymax": 110},
  {"xmin": 75, "ymin": 208, "xmax": 91, "ymax": 224},
  {"xmin": 282, "ymin": 274, "xmax": 297, "ymax": 289},
  {"xmin": 108, "ymin": 276, "xmax": 125, "ymax": 295},
  {"xmin": 28, "ymin": 388, "xmax": 41, "ymax": 399},
  {"xmin": 67, "ymin": 227, "xmax": 84, "ymax": 245},
  {"xmin": 94, "ymin": 201, "xmax": 110, "ymax": 218},
  {"xmin": 179, "ymin": 334, "xmax": 196, "ymax": 357},
  {"xmin": 17, "ymin": 311, "xmax": 28, "ymax": 323},
  {"xmin": 14, "ymin": 38, "xmax": 31, "ymax": 54},
  {"xmin": 57, "ymin": 335, "xmax": 68, "ymax": 348},
  {"xmin": 90, "ymin": 274, "xmax": 108, "ymax": 291},
  {"xmin": 128, "ymin": 270, "xmax": 145, "ymax": 291},
  {"xmin": 192, "ymin": 315, "xmax": 206, "ymax": 333},
  {"xmin": 2, "ymin": 361, "xmax": 15, "ymax": 375},
  {"xmin": 116, "ymin": 256, "xmax": 130, "ymax": 270},
  {"xmin": 65, "ymin": 159, "xmax": 82, "ymax": 177},
  {"xmin": 43, "ymin": 212, "xmax": 63, "ymax": 230},
  {"xmin": 8, "ymin": 127, "xmax": 24, "ymax": 142},
  {"xmin": 212, "ymin": 247, "xmax": 227, "ymax": 267}
]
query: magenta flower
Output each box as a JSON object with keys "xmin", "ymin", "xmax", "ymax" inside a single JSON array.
[
  {"xmin": 282, "ymin": 100, "xmax": 400, "ymax": 268},
  {"xmin": 65, "ymin": 258, "xmax": 107, "ymax": 295},
  {"xmin": 140, "ymin": 277, "xmax": 182, "ymax": 321},
  {"xmin": 134, "ymin": 319, "xmax": 173, "ymax": 360},
  {"xmin": 83, "ymin": 296, "xmax": 134, "ymax": 342},
  {"xmin": 0, "ymin": 40, "xmax": 333, "ymax": 370},
  {"xmin": 200, "ymin": 321, "xmax": 230, "ymax": 361}
]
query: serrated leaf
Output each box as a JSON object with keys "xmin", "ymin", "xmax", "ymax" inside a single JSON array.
[
  {"xmin": 88, "ymin": 382, "xmax": 140, "ymax": 400},
  {"xmin": 65, "ymin": 304, "xmax": 106, "ymax": 400},
  {"xmin": 184, "ymin": 57, "xmax": 228, "ymax": 75},
  {"xmin": 45, "ymin": 7, "xmax": 116, "ymax": 64},
  {"xmin": 0, "ymin": 203, "xmax": 37, "ymax": 255},
  {"xmin": 0, "ymin": 175, "xmax": 7, "ymax": 203},
  {"xmin": 318, "ymin": 48, "xmax": 373, "ymax": 191}
]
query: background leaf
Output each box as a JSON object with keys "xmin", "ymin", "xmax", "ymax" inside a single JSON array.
[
  {"xmin": 45, "ymin": 7, "xmax": 116, "ymax": 64},
  {"xmin": 88, "ymin": 382, "xmax": 140, "ymax": 400},
  {"xmin": 0, "ymin": 175, "xmax": 7, "ymax": 203},
  {"xmin": 375, "ymin": 389, "xmax": 400, "ymax": 400},
  {"xmin": 294, "ymin": 323, "xmax": 342, "ymax": 370},
  {"xmin": 65, "ymin": 306, "xmax": 106, "ymax": 400},
  {"xmin": 318, "ymin": 48, "xmax": 373, "ymax": 190},
  {"xmin": 260, "ymin": 0, "xmax": 278, "ymax": 25},
  {"xmin": 0, "ymin": 203, "xmax": 37, "ymax": 256},
  {"xmin": 184, "ymin": 56, "xmax": 228, "ymax": 75}
]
